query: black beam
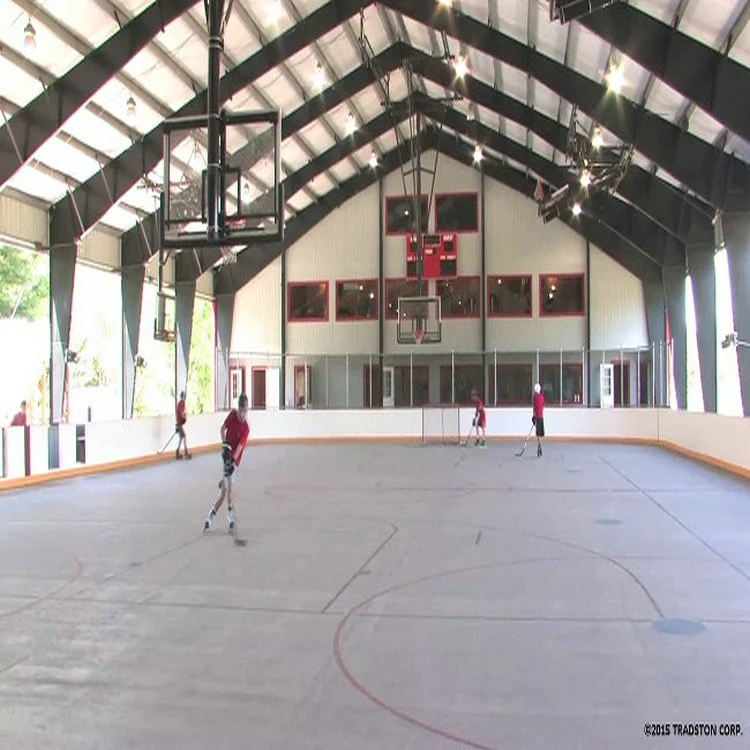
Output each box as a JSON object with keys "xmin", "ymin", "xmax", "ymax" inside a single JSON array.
[
  {"xmin": 383, "ymin": 0, "xmax": 750, "ymax": 210},
  {"xmin": 50, "ymin": 0, "xmax": 367, "ymax": 248},
  {"xmin": 122, "ymin": 264, "xmax": 145, "ymax": 419},
  {"xmin": 407, "ymin": 46, "xmax": 714, "ymax": 246},
  {"xmin": 50, "ymin": 244, "xmax": 77, "ymax": 425},
  {"xmin": 581, "ymin": 3, "xmax": 750, "ymax": 146},
  {"xmin": 0, "ymin": 0, "xmax": 196, "ymax": 191},
  {"xmin": 418, "ymin": 95, "xmax": 676, "ymax": 271}
]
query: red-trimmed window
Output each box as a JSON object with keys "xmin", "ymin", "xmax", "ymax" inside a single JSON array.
[
  {"xmin": 487, "ymin": 275, "xmax": 532, "ymax": 317},
  {"xmin": 288, "ymin": 281, "xmax": 329, "ymax": 322},
  {"xmin": 336, "ymin": 279, "xmax": 378, "ymax": 321},
  {"xmin": 385, "ymin": 278, "xmax": 428, "ymax": 320},
  {"xmin": 437, "ymin": 276, "xmax": 480, "ymax": 318},
  {"xmin": 435, "ymin": 192, "xmax": 479, "ymax": 233},
  {"xmin": 539, "ymin": 274, "xmax": 585, "ymax": 316},
  {"xmin": 440, "ymin": 365, "xmax": 484, "ymax": 404},
  {"xmin": 539, "ymin": 363, "xmax": 584, "ymax": 404},
  {"xmin": 386, "ymin": 194, "xmax": 430, "ymax": 235},
  {"xmin": 488, "ymin": 364, "xmax": 533, "ymax": 405}
]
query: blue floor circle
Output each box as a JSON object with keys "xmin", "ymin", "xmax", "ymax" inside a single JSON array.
[{"xmin": 653, "ymin": 618, "xmax": 706, "ymax": 636}]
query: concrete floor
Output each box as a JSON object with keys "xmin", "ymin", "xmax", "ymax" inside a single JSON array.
[{"xmin": 0, "ymin": 441, "xmax": 749, "ymax": 749}]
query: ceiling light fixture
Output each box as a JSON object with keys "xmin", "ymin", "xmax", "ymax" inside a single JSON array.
[
  {"xmin": 23, "ymin": 18, "xmax": 36, "ymax": 49},
  {"xmin": 314, "ymin": 62, "xmax": 327, "ymax": 90},
  {"xmin": 268, "ymin": 0, "xmax": 282, "ymax": 23},
  {"xmin": 473, "ymin": 144, "xmax": 483, "ymax": 163},
  {"xmin": 591, "ymin": 127, "xmax": 603, "ymax": 149},
  {"xmin": 572, "ymin": 202, "xmax": 582, "ymax": 216},
  {"xmin": 439, "ymin": 0, "xmax": 453, "ymax": 5},
  {"xmin": 580, "ymin": 170, "xmax": 591, "ymax": 188},
  {"xmin": 369, "ymin": 151, "xmax": 378, "ymax": 168},
  {"xmin": 126, "ymin": 94, "xmax": 137, "ymax": 124},
  {"xmin": 454, "ymin": 54, "xmax": 469, "ymax": 78},
  {"xmin": 606, "ymin": 63, "xmax": 625, "ymax": 94},
  {"xmin": 345, "ymin": 110, "xmax": 357, "ymax": 136}
]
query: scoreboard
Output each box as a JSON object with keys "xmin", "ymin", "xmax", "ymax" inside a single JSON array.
[{"xmin": 406, "ymin": 233, "xmax": 458, "ymax": 279}]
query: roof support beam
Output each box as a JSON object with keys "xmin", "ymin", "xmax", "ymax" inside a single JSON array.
[
  {"xmin": 580, "ymin": 2, "xmax": 750, "ymax": 145},
  {"xmin": 49, "ymin": 0, "xmax": 367, "ymax": 249},
  {"xmin": 0, "ymin": 0, "xmax": 196, "ymax": 191},
  {"xmin": 380, "ymin": 0, "xmax": 750, "ymax": 210}
]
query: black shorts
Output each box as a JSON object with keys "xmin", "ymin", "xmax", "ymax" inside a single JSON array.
[
  {"xmin": 176, "ymin": 423, "xmax": 186, "ymax": 438},
  {"xmin": 535, "ymin": 418, "xmax": 545, "ymax": 437}
]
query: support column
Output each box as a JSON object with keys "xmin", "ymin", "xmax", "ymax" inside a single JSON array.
[
  {"xmin": 50, "ymin": 244, "xmax": 77, "ymax": 425},
  {"xmin": 174, "ymin": 281, "xmax": 196, "ymax": 402},
  {"xmin": 720, "ymin": 212, "xmax": 750, "ymax": 415},
  {"xmin": 214, "ymin": 292, "xmax": 234, "ymax": 410},
  {"xmin": 643, "ymin": 279, "xmax": 666, "ymax": 406},
  {"xmin": 662, "ymin": 265, "xmax": 688, "ymax": 410},
  {"xmin": 480, "ymin": 166, "xmax": 487, "ymax": 401},
  {"xmin": 121, "ymin": 265, "xmax": 145, "ymax": 419},
  {"xmin": 280, "ymin": 245, "xmax": 287, "ymax": 409},
  {"xmin": 686, "ymin": 244, "xmax": 717, "ymax": 413}
]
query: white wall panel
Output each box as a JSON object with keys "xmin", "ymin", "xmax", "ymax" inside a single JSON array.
[
  {"xmin": 0, "ymin": 192, "xmax": 48, "ymax": 247},
  {"xmin": 231, "ymin": 256, "xmax": 281, "ymax": 354},
  {"xmin": 589, "ymin": 245, "xmax": 648, "ymax": 349}
]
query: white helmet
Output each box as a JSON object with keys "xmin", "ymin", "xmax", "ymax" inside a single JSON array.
[{"xmin": 534, "ymin": 383, "xmax": 541, "ymax": 394}]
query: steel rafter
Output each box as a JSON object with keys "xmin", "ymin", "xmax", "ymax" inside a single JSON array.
[
  {"xmin": 0, "ymin": 0, "xmax": 197, "ymax": 191},
  {"xmin": 580, "ymin": 1, "xmax": 750, "ymax": 145},
  {"xmin": 48, "ymin": 0, "xmax": 367, "ymax": 249},
  {"xmin": 406, "ymin": 46, "xmax": 714, "ymax": 245},
  {"xmin": 380, "ymin": 0, "xmax": 750, "ymax": 210},
  {"xmin": 120, "ymin": 44, "xmax": 403, "ymax": 267}
]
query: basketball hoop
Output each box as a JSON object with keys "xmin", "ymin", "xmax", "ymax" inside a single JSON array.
[{"xmin": 414, "ymin": 328, "xmax": 424, "ymax": 345}]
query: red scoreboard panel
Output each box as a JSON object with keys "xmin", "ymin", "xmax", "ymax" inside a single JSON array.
[{"xmin": 406, "ymin": 233, "xmax": 458, "ymax": 279}]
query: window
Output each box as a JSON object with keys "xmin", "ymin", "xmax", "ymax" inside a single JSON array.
[
  {"xmin": 539, "ymin": 364, "xmax": 583, "ymax": 404},
  {"xmin": 540, "ymin": 274, "xmax": 585, "ymax": 315},
  {"xmin": 336, "ymin": 279, "xmax": 378, "ymax": 321},
  {"xmin": 487, "ymin": 276, "xmax": 532, "ymax": 317},
  {"xmin": 488, "ymin": 364, "xmax": 532, "ymax": 405},
  {"xmin": 437, "ymin": 276, "xmax": 480, "ymax": 318},
  {"xmin": 288, "ymin": 282, "xmax": 328, "ymax": 321},
  {"xmin": 435, "ymin": 192, "xmax": 479, "ymax": 233},
  {"xmin": 440, "ymin": 365, "xmax": 483, "ymax": 404},
  {"xmin": 394, "ymin": 366, "xmax": 429, "ymax": 407},
  {"xmin": 385, "ymin": 278, "xmax": 428, "ymax": 319},
  {"xmin": 386, "ymin": 194, "xmax": 430, "ymax": 234}
]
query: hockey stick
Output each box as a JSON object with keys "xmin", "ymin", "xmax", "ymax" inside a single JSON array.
[
  {"xmin": 515, "ymin": 423, "xmax": 535, "ymax": 457},
  {"xmin": 461, "ymin": 420, "xmax": 477, "ymax": 447},
  {"xmin": 158, "ymin": 430, "xmax": 177, "ymax": 455}
]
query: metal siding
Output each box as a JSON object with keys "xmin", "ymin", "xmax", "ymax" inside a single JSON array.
[
  {"xmin": 78, "ymin": 228, "xmax": 119, "ymax": 268},
  {"xmin": 0, "ymin": 192, "xmax": 48, "ymax": 246},
  {"xmin": 231, "ymin": 256, "xmax": 281, "ymax": 354},
  {"xmin": 589, "ymin": 245, "xmax": 649, "ymax": 349}
]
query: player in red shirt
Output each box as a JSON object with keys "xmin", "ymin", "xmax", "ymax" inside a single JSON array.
[
  {"xmin": 532, "ymin": 383, "xmax": 545, "ymax": 457},
  {"xmin": 471, "ymin": 389, "xmax": 486, "ymax": 448},
  {"xmin": 175, "ymin": 391, "xmax": 191, "ymax": 460},
  {"xmin": 204, "ymin": 393, "xmax": 250, "ymax": 533},
  {"xmin": 10, "ymin": 401, "xmax": 27, "ymax": 427}
]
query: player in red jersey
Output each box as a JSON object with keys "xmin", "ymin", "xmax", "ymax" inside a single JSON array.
[
  {"xmin": 471, "ymin": 389, "xmax": 486, "ymax": 448},
  {"xmin": 10, "ymin": 400, "xmax": 27, "ymax": 427},
  {"xmin": 532, "ymin": 383, "xmax": 545, "ymax": 457},
  {"xmin": 204, "ymin": 394, "xmax": 250, "ymax": 533},
  {"xmin": 175, "ymin": 391, "xmax": 191, "ymax": 460}
]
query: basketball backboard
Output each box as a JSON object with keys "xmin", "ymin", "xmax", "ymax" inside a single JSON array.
[
  {"xmin": 397, "ymin": 296, "xmax": 442, "ymax": 344},
  {"xmin": 161, "ymin": 109, "xmax": 283, "ymax": 251}
]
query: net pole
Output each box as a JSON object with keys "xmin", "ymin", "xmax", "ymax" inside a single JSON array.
[
  {"xmin": 582, "ymin": 347, "xmax": 586, "ymax": 406},
  {"xmin": 451, "ymin": 350, "xmax": 455, "ymax": 405},
  {"xmin": 636, "ymin": 348, "xmax": 640, "ymax": 408},
  {"xmin": 410, "ymin": 351, "xmax": 413, "ymax": 408},
  {"xmin": 494, "ymin": 348, "xmax": 497, "ymax": 406},
  {"xmin": 560, "ymin": 348, "xmax": 563, "ymax": 406},
  {"xmin": 346, "ymin": 354, "xmax": 350, "ymax": 409},
  {"xmin": 620, "ymin": 346, "xmax": 624, "ymax": 407},
  {"xmin": 369, "ymin": 353, "xmax": 373, "ymax": 409}
]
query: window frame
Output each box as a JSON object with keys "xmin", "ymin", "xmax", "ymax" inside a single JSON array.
[
  {"xmin": 335, "ymin": 278, "xmax": 379, "ymax": 322},
  {"xmin": 439, "ymin": 364, "xmax": 484, "ymax": 405},
  {"xmin": 287, "ymin": 281, "xmax": 329, "ymax": 323},
  {"xmin": 436, "ymin": 275, "xmax": 481, "ymax": 319},
  {"xmin": 385, "ymin": 194, "xmax": 430, "ymax": 236},
  {"xmin": 539, "ymin": 273, "xmax": 586, "ymax": 317},
  {"xmin": 538, "ymin": 363, "xmax": 584, "ymax": 405},
  {"xmin": 486, "ymin": 274, "xmax": 533, "ymax": 318},
  {"xmin": 487, "ymin": 363, "xmax": 533, "ymax": 406},
  {"xmin": 434, "ymin": 191, "xmax": 479, "ymax": 234},
  {"xmin": 384, "ymin": 277, "xmax": 429, "ymax": 320}
]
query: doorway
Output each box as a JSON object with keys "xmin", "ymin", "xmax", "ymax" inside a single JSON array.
[
  {"xmin": 613, "ymin": 361, "xmax": 631, "ymax": 407},
  {"xmin": 251, "ymin": 368, "xmax": 266, "ymax": 410}
]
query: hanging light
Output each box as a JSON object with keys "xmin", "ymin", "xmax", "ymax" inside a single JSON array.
[
  {"xmin": 345, "ymin": 110, "xmax": 357, "ymax": 136},
  {"xmin": 439, "ymin": 0, "xmax": 452, "ymax": 5},
  {"xmin": 454, "ymin": 54, "xmax": 469, "ymax": 78},
  {"xmin": 314, "ymin": 62, "xmax": 327, "ymax": 90},
  {"xmin": 580, "ymin": 170, "xmax": 591, "ymax": 188},
  {"xmin": 591, "ymin": 127, "xmax": 603, "ymax": 149},
  {"xmin": 23, "ymin": 18, "xmax": 36, "ymax": 49},
  {"xmin": 606, "ymin": 63, "xmax": 624, "ymax": 94},
  {"xmin": 126, "ymin": 95, "xmax": 137, "ymax": 124},
  {"xmin": 369, "ymin": 151, "xmax": 378, "ymax": 168},
  {"xmin": 242, "ymin": 180, "xmax": 251, "ymax": 204},
  {"xmin": 473, "ymin": 144, "xmax": 483, "ymax": 163},
  {"xmin": 572, "ymin": 202, "xmax": 582, "ymax": 216},
  {"xmin": 268, "ymin": 0, "xmax": 282, "ymax": 24}
]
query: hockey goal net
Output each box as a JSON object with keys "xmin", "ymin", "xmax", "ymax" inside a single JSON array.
[{"xmin": 421, "ymin": 404, "xmax": 461, "ymax": 445}]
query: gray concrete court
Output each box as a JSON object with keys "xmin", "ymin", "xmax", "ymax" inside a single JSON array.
[{"xmin": 0, "ymin": 441, "xmax": 749, "ymax": 750}]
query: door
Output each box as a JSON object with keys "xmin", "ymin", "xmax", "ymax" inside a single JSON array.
[
  {"xmin": 251, "ymin": 368, "xmax": 266, "ymax": 410},
  {"xmin": 613, "ymin": 362, "xmax": 630, "ymax": 406},
  {"xmin": 599, "ymin": 363, "xmax": 614, "ymax": 409},
  {"xmin": 294, "ymin": 365, "xmax": 312, "ymax": 408},
  {"xmin": 229, "ymin": 367, "xmax": 245, "ymax": 404},
  {"xmin": 382, "ymin": 366, "xmax": 395, "ymax": 408},
  {"xmin": 363, "ymin": 365, "xmax": 383, "ymax": 408}
]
